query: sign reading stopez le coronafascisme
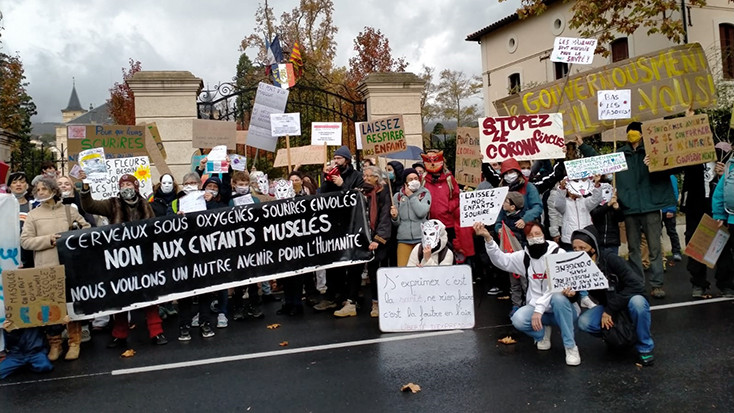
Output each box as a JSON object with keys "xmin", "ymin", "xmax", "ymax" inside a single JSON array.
[{"xmin": 479, "ymin": 113, "xmax": 565, "ymax": 162}]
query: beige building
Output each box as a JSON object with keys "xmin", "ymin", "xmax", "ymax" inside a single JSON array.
[{"xmin": 467, "ymin": 0, "xmax": 734, "ymax": 116}]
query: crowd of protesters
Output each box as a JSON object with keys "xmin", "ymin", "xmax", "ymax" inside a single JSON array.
[{"xmin": 2, "ymin": 119, "xmax": 733, "ymax": 378}]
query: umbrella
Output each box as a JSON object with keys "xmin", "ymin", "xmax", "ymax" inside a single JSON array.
[{"xmin": 384, "ymin": 145, "xmax": 424, "ymax": 160}]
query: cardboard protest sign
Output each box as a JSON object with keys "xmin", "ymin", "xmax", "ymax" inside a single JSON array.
[
  {"xmin": 142, "ymin": 123, "xmax": 172, "ymax": 177},
  {"xmin": 551, "ymin": 37, "xmax": 597, "ymax": 65},
  {"xmin": 57, "ymin": 190, "xmax": 372, "ymax": 319},
  {"xmin": 247, "ymin": 82, "xmax": 289, "ymax": 152},
  {"xmin": 192, "ymin": 119, "xmax": 236, "ymax": 149},
  {"xmin": 479, "ymin": 113, "xmax": 565, "ymax": 162},
  {"xmin": 2, "ymin": 265, "xmax": 67, "ymax": 328},
  {"xmin": 359, "ymin": 115, "xmax": 406, "ymax": 157},
  {"xmin": 236, "ymin": 130, "xmax": 248, "ymax": 145},
  {"xmin": 270, "ymin": 113, "xmax": 301, "ymax": 137},
  {"xmin": 273, "ymin": 145, "xmax": 326, "ymax": 168},
  {"xmin": 598, "ymin": 90, "xmax": 632, "ymax": 120},
  {"xmin": 564, "ymin": 153, "xmax": 628, "ymax": 180},
  {"xmin": 311, "ymin": 122, "xmax": 343, "ymax": 146},
  {"xmin": 494, "ymin": 43, "xmax": 716, "ymax": 137},
  {"xmin": 459, "ymin": 187, "xmax": 509, "ymax": 228},
  {"xmin": 88, "ymin": 156, "xmax": 153, "ymax": 200},
  {"xmin": 455, "ymin": 127, "xmax": 482, "ymax": 187},
  {"xmin": 377, "ymin": 265, "xmax": 474, "ymax": 332},
  {"xmin": 684, "ymin": 214, "xmax": 730, "ymax": 268},
  {"xmin": 645, "ymin": 114, "xmax": 715, "ymax": 172},
  {"xmin": 546, "ymin": 251, "xmax": 609, "ymax": 292},
  {"xmin": 67, "ymin": 125, "xmax": 148, "ymax": 163}
]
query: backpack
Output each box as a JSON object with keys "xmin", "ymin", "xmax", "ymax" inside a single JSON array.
[{"xmin": 724, "ymin": 159, "xmax": 734, "ymax": 214}]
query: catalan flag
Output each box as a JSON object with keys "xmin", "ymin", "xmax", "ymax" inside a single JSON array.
[{"xmin": 289, "ymin": 42, "xmax": 303, "ymax": 80}]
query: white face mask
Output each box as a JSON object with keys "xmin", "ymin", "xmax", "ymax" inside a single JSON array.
[
  {"xmin": 61, "ymin": 190, "xmax": 73, "ymax": 198},
  {"xmin": 160, "ymin": 177, "xmax": 174, "ymax": 194},
  {"xmin": 182, "ymin": 184, "xmax": 198, "ymax": 194},
  {"xmin": 205, "ymin": 189, "xmax": 218, "ymax": 198},
  {"xmin": 407, "ymin": 180, "xmax": 421, "ymax": 192},
  {"xmin": 34, "ymin": 195, "xmax": 54, "ymax": 203},
  {"xmin": 421, "ymin": 221, "xmax": 440, "ymax": 249},
  {"xmin": 521, "ymin": 168, "xmax": 531, "ymax": 178},
  {"xmin": 504, "ymin": 172, "xmax": 519, "ymax": 184},
  {"xmin": 527, "ymin": 236, "xmax": 545, "ymax": 245},
  {"xmin": 235, "ymin": 185, "xmax": 250, "ymax": 195}
]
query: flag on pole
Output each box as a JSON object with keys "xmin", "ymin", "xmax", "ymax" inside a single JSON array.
[
  {"xmin": 270, "ymin": 34, "xmax": 284, "ymax": 63},
  {"xmin": 265, "ymin": 36, "xmax": 276, "ymax": 75},
  {"xmin": 289, "ymin": 42, "xmax": 303, "ymax": 80},
  {"xmin": 271, "ymin": 63, "xmax": 296, "ymax": 89}
]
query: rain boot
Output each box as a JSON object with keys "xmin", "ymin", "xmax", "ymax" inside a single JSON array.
[
  {"xmin": 65, "ymin": 322, "xmax": 82, "ymax": 361},
  {"xmin": 47, "ymin": 334, "xmax": 63, "ymax": 361}
]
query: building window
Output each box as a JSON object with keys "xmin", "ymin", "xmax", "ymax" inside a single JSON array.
[
  {"xmin": 554, "ymin": 62, "xmax": 569, "ymax": 80},
  {"xmin": 721, "ymin": 24, "xmax": 734, "ymax": 79},
  {"xmin": 508, "ymin": 73, "xmax": 521, "ymax": 94},
  {"xmin": 611, "ymin": 38, "xmax": 629, "ymax": 62}
]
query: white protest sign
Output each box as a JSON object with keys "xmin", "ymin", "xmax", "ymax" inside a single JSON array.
[
  {"xmin": 270, "ymin": 113, "xmax": 301, "ymax": 137},
  {"xmin": 207, "ymin": 145, "xmax": 227, "ymax": 161},
  {"xmin": 564, "ymin": 153, "xmax": 629, "ymax": 180},
  {"xmin": 311, "ymin": 122, "xmax": 342, "ymax": 146},
  {"xmin": 377, "ymin": 265, "xmax": 475, "ymax": 332},
  {"xmin": 597, "ymin": 89, "xmax": 632, "ymax": 120},
  {"xmin": 247, "ymin": 82, "xmax": 290, "ymax": 152},
  {"xmin": 89, "ymin": 156, "xmax": 153, "ymax": 201},
  {"xmin": 204, "ymin": 145, "xmax": 229, "ymax": 174},
  {"xmin": 0, "ymin": 194, "xmax": 20, "ymax": 350},
  {"xmin": 179, "ymin": 191, "xmax": 207, "ymax": 213},
  {"xmin": 228, "ymin": 154, "xmax": 247, "ymax": 171},
  {"xmin": 479, "ymin": 113, "xmax": 565, "ymax": 162},
  {"xmin": 459, "ymin": 187, "xmax": 509, "ymax": 227},
  {"xmin": 232, "ymin": 194, "xmax": 254, "ymax": 206},
  {"xmin": 551, "ymin": 37, "xmax": 597, "ymax": 65},
  {"xmin": 78, "ymin": 147, "xmax": 107, "ymax": 183},
  {"xmin": 355, "ymin": 122, "xmax": 365, "ymax": 150},
  {"xmin": 703, "ymin": 230, "xmax": 729, "ymax": 266},
  {"xmin": 546, "ymin": 251, "xmax": 609, "ymax": 292}
]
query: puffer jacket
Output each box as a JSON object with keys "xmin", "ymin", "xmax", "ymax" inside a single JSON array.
[
  {"xmin": 615, "ymin": 142, "xmax": 676, "ymax": 215},
  {"xmin": 20, "ymin": 201, "xmax": 90, "ymax": 268},
  {"xmin": 549, "ymin": 187, "xmax": 602, "ymax": 244},
  {"xmin": 392, "ymin": 186, "xmax": 431, "ymax": 243}
]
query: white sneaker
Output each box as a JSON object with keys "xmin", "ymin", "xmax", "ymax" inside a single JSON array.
[
  {"xmin": 536, "ymin": 326, "xmax": 552, "ymax": 350},
  {"xmin": 565, "ymin": 345, "xmax": 581, "ymax": 366},
  {"xmin": 580, "ymin": 296, "xmax": 597, "ymax": 309},
  {"xmin": 191, "ymin": 313, "xmax": 200, "ymax": 327},
  {"xmin": 217, "ymin": 313, "xmax": 228, "ymax": 328}
]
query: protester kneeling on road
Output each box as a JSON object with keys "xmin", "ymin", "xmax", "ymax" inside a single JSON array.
[
  {"xmin": 572, "ymin": 225, "xmax": 655, "ymax": 366},
  {"xmin": 474, "ymin": 221, "xmax": 581, "ymax": 366}
]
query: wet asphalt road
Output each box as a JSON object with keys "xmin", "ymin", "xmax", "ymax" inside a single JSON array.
[{"xmin": 1, "ymin": 257, "xmax": 733, "ymax": 413}]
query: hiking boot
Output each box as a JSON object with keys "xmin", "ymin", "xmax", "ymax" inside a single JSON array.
[
  {"xmin": 639, "ymin": 351, "xmax": 655, "ymax": 366},
  {"xmin": 200, "ymin": 323, "xmax": 215, "ymax": 338},
  {"xmin": 107, "ymin": 337, "xmax": 128, "ymax": 349},
  {"xmin": 151, "ymin": 334, "xmax": 168, "ymax": 345},
  {"xmin": 47, "ymin": 335, "xmax": 63, "ymax": 361},
  {"xmin": 313, "ymin": 299, "xmax": 338, "ymax": 311},
  {"xmin": 217, "ymin": 313, "xmax": 229, "ymax": 328},
  {"xmin": 580, "ymin": 296, "xmax": 597, "ymax": 309},
  {"xmin": 536, "ymin": 326, "xmax": 552, "ymax": 351},
  {"xmin": 178, "ymin": 326, "xmax": 192, "ymax": 341},
  {"xmin": 370, "ymin": 301, "xmax": 379, "ymax": 318},
  {"xmin": 651, "ymin": 287, "xmax": 666, "ymax": 299},
  {"xmin": 65, "ymin": 322, "xmax": 82, "ymax": 361},
  {"xmin": 565, "ymin": 346, "xmax": 581, "ymax": 366},
  {"xmin": 334, "ymin": 300, "xmax": 357, "ymax": 317},
  {"xmin": 692, "ymin": 286, "xmax": 708, "ymax": 298}
]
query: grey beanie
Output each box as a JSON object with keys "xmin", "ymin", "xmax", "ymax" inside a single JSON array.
[{"xmin": 334, "ymin": 145, "xmax": 352, "ymax": 161}]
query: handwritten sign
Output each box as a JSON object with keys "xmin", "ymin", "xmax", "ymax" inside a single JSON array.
[
  {"xmin": 455, "ymin": 127, "xmax": 482, "ymax": 187},
  {"xmin": 67, "ymin": 125, "xmax": 148, "ymax": 163},
  {"xmin": 0, "ymin": 194, "xmax": 20, "ymax": 340},
  {"xmin": 546, "ymin": 252, "xmax": 609, "ymax": 292},
  {"xmin": 645, "ymin": 114, "xmax": 715, "ymax": 172},
  {"xmin": 551, "ymin": 37, "xmax": 597, "ymax": 65},
  {"xmin": 192, "ymin": 119, "xmax": 236, "ymax": 149},
  {"xmin": 459, "ymin": 187, "xmax": 509, "ymax": 228},
  {"xmin": 78, "ymin": 147, "xmax": 108, "ymax": 182},
  {"xmin": 273, "ymin": 145, "xmax": 326, "ymax": 168},
  {"xmin": 359, "ymin": 115, "xmax": 406, "ymax": 157},
  {"xmin": 179, "ymin": 191, "xmax": 207, "ymax": 213},
  {"xmin": 479, "ymin": 113, "xmax": 565, "ymax": 162},
  {"xmin": 564, "ymin": 153, "xmax": 628, "ymax": 180},
  {"xmin": 270, "ymin": 113, "xmax": 301, "ymax": 137},
  {"xmin": 377, "ymin": 265, "xmax": 475, "ymax": 332},
  {"xmin": 311, "ymin": 122, "xmax": 343, "ymax": 146},
  {"xmin": 143, "ymin": 123, "xmax": 172, "ymax": 177},
  {"xmin": 229, "ymin": 154, "xmax": 247, "ymax": 171},
  {"xmin": 247, "ymin": 82, "xmax": 289, "ymax": 152},
  {"xmin": 88, "ymin": 156, "xmax": 153, "ymax": 201},
  {"xmin": 2, "ymin": 265, "xmax": 67, "ymax": 328},
  {"xmin": 495, "ymin": 43, "xmax": 716, "ymax": 137},
  {"xmin": 597, "ymin": 89, "xmax": 632, "ymax": 120},
  {"xmin": 685, "ymin": 214, "xmax": 730, "ymax": 268}
]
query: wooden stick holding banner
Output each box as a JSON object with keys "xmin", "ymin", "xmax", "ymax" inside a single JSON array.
[
  {"xmin": 286, "ymin": 135, "xmax": 292, "ymax": 173},
  {"xmin": 270, "ymin": 113, "xmax": 301, "ymax": 173}
]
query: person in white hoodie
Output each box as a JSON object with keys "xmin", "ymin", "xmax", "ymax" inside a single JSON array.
[
  {"xmin": 474, "ymin": 221, "xmax": 581, "ymax": 366},
  {"xmin": 407, "ymin": 219, "xmax": 454, "ymax": 266}
]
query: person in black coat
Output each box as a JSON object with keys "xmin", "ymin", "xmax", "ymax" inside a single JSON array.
[{"xmin": 148, "ymin": 173, "xmax": 179, "ymax": 217}]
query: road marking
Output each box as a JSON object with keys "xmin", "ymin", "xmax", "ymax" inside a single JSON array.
[
  {"xmin": 111, "ymin": 329, "xmax": 464, "ymax": 376},
  {"xmin": 0, "ymin": 372, "xmax": 108, "ymax": 388},
  {"xmin": 650, "ymin": 296, "xmax": 734, "ymax": 310}
]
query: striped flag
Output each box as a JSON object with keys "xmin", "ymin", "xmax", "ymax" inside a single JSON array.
[{"xmin": 289, "ymin": 42, "xmax": 303, "ymax": 79}]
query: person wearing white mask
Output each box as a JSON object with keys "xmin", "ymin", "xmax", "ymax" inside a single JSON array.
[
  {"xmin": 149, "ymin": 173, "xmax": 179, "ymax": 217},
  {"xmin": 494, "ymin": 159, "xmax": 544, "ymax": 232},
  {"xmin": 390, "ymin": 168, "xmax": 432, "ymax": 267}
]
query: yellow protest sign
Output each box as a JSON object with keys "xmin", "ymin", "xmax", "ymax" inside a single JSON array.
[{"xmin": 645, "ymin": 114, "xmax": 715, "ymax": 172}]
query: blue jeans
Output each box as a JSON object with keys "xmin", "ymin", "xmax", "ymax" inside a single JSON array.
[
  {"xmin": 577, "ymin": 295, "xmax": 654, "ymax": 353},
  {"xmin": 0, "ymin": 351, "xmax": 53, "ymax": 379},
  {"xmin": 511, "ymin": 293, "xmax": 578, "ymax": 348}
]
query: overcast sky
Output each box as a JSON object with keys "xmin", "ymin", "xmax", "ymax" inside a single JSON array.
[{"xmin": 1, "ymin": 0, "xmax": 518, "ymax": 123}]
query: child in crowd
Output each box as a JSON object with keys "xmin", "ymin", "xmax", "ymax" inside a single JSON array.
[
  {"xmin": 590, "ymin": 179, "xmax": 625, "ymax": 256},
  {"xmin": 407, "ymin": 219, "xmax": 454, "ymax": 266}
]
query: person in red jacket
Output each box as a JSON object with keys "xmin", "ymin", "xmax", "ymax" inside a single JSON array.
[{"xmin": 421, "ymin": 150, "xmax": 460, "ymax": 243}]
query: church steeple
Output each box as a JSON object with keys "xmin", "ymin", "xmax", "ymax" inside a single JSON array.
[{"xmin": 62, "ymin": 78, "xmax": 87, "ymax": 123}]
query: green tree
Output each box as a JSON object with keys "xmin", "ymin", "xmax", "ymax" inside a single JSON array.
[{"xmin": 435, "ymin": 69, "xmax": 481, "ymax": 128}]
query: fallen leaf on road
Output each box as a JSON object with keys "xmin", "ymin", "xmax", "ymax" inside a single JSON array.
[
  {"xmin": 401, "ymin": 383, "xmax": 421, "ymax": 393},
  {"xmin": 120, "ymin": 349, "xmax": 136, "ymax": 358},
  {"xmin": 267, "ymin": 324, "xmax": 281, "ymax": 329},
  {"xmin": 497, "ymin": 336, "xmax": 517, "ymax": 344},
  {"xmin": 497, "ymin": 296, "xmax": 510, "ymax": 300},
  {"xmin": 279, "ymin": 341, "xmax": 289, "ymax": 346}
]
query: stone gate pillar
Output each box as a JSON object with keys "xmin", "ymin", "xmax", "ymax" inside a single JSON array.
[
  {"xmin": 357, "ymin": 72, "xmax": 426, "ymax": 160},
  {"xmin": 127, "ymin": 71, "xmax": 203, "ymax": 181}
]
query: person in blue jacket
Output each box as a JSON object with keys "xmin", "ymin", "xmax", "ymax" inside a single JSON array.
[{"xmin": 709, "ymin": 164, "xmax": 734, "ymax": 297}]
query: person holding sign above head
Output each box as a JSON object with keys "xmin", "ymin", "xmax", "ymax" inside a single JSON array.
[
  {"xmin": 390, "ymin": 168, "xmax": 432, "ymax": 267},
  {"xmin": 20, "ymin": 178, "xmax": 91, "ymax": 361},
  {"xmin": 474, "ymin": 221, "xmax": 581, "ymax": 366},
  {"xmin": 571, "ymin": 225, "xmax": 655, "ymax": 366},
  {"xmin": 615, "ymin": 122, "xmax": 679, "ymax": 299},
  {"xmin": 77, "ymin": 172, "xmax": 168, "ymax": 348}
]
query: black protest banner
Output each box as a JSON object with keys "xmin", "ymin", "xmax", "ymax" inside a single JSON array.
[{"xmin": 57, "ymin": 191, "xmax": 372, "ymax": 319}]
